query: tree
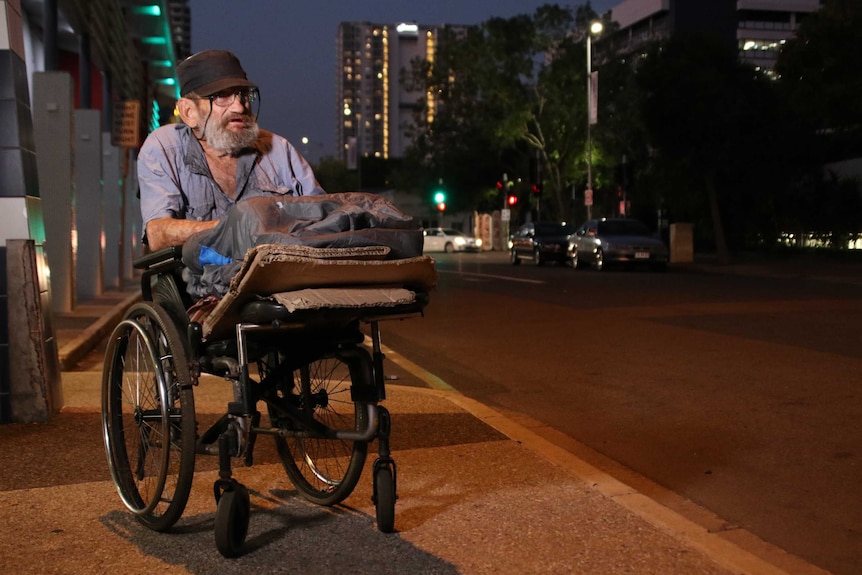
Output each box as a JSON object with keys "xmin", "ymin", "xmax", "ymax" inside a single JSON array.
[
  {"xmin": 400, "ymin": 24, "xmax": 513, "ymax": 213},
  {"xmin": 314, "ymin": 156, "xmax": 358, "ymax": 193},
  {"xmin": 634, "ymin": 33, "xmax": 805, "ymax": 259},
  {"xmin": 775, "ymin": 0, "xmax": 862, "ymax": 140},
  {"xmin": 403, "ymin": 3, "xmax": 610, "ymax": 221},
  {"xmin": 773, "ymin": 0, "xmax": 862, "ymax": 246},
  {"xmin": 590, "ymin": 47, "xmax": 652, "ymax": 222}
]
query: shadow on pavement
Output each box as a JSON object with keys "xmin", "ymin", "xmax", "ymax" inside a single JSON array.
[{"xmin": 101, "ymin": 496, "xmax": 461, "ymax": 574}]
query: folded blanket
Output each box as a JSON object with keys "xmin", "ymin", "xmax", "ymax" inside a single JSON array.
[{"xmin": 200, "ymin": 244, "xmax": 438, "ymax": 340}]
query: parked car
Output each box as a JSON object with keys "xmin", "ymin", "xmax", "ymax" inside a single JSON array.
[
  {"xmin": 423, "ymin": 228, "xmax": 483, "ymax": 253},
  {"xmin": 510, "ymin": 221, "xmax": 571, "ymax": 266},
  {"xmin": 568, "ymin": 218, "xmax": 668, "ymax": 271}
]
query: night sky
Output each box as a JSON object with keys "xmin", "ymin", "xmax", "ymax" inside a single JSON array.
[{"xmin": 187, "ymin": 0, "xmax": 616, "ymax": 163}]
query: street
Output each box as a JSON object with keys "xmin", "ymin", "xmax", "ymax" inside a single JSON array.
[{"xmin": 380, "ymin": 251, "xmax": 862, "ymax": 575}]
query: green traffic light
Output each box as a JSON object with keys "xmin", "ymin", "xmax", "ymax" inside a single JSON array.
[{"xmin": 433, "ymin": 191, "xmax": 446, "ymax": 204}]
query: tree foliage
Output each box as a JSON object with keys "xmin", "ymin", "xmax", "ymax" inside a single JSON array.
[
  {"xmin": 634, "ymin": 33, "xmax": 817, "ymax": 256},
  {"xmin": 775, "ymin": 0, "xmax": 862, "ymax": 137},
  {"xmin": 772, "ymin": 0, "xmax": 862, "ymax": 246},
  {"xmin": 315, "ymin": 156, "xmax": 358, "ymax": 193},
  {"xmin": 403, "ymin": 3, "xmax": 610, "ymax": 221}
]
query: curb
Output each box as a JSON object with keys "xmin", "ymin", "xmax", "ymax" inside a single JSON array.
[{"xmin": 57, "ymin": 291, "xmax": 142, "ymax": 371}]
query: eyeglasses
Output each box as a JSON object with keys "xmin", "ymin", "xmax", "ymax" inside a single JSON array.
[{"xmin": 207, "ymin": 88, "xmax": 259, "ymax": 107}]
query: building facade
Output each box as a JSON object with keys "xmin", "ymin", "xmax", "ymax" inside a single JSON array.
[
  {"xmin": 1, "ymin": 0, "xmax": 188, "ymax": 422},
  {"xmin": 609, "ymin": 0, "xmax": 822, "ymax": 74},
  {"xmin": 335, "ymin": 21, "xmax": 467, "ymax": 165},
  {"xmin": 736, "ymin": 0, "xmax": 822, "ymax": 74}
]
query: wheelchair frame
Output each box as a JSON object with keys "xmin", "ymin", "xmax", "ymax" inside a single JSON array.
[{"xmin": 101, "ymin": 246, "xmax": 428, "ymax": 557}]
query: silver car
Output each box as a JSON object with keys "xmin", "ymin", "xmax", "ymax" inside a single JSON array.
[
  {"xmin": 568, "ymin": 218, "xmax": 668, "ymax": 271},
  {"xmin": 423, "ymin": 227, "xmax": 483, "ymax": 253}
]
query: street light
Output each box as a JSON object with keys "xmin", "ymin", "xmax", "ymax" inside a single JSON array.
[
  {"xmin": 586, "ymin": 20, "xmax": 603, "ymax": 220},
  {"xmin": 299, "ymin": 136, "xmax": 324, "ymax": 164}
]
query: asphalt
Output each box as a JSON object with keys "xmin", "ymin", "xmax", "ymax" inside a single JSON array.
[{"xmin": 2, "ymin": 253, "xmax": 855, "ymax": 575}]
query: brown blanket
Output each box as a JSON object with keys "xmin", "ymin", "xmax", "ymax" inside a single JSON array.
[{"xmin": 201, "ymin": 244, "xmax": 438, "ymax": 340}]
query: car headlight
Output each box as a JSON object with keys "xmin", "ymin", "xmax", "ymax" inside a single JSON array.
[
  {"xmin": 454, "ymin": 237, "xmax": 466, "ymax": 245},
  {"xmin": 475, "ymin": 238, "xmax": 483, "ymax": 247}
]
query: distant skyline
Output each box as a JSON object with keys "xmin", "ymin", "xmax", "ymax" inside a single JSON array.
[{"xmin": 187, "ymin": 0, "xmax": 617, "ymax": 163}]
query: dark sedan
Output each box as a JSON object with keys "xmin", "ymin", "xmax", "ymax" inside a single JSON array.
[
  {"xmin": 568, "ymin": 218, "xmax": 668, "ymax": 271},
  {"xmin": 510, "ymin": 221, "xmax": 571, "ymax": 266}
]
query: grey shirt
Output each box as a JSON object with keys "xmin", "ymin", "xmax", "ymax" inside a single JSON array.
[{"xmin": 138, "ymin": 123, "xmax": 325, "ymax": 234}]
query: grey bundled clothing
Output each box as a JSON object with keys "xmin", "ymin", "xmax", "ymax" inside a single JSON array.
[{"xmin": 181, "ymin": 193, "xmax": 424, "ymax": 298}]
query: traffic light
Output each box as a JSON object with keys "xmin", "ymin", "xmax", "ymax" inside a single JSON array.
[
  {"xmin": 433, "ymin": 189, "xmax": 446, "ymax": 213},
  {"xmin": 507, "ymin": 194, "xmax": 518, "ymax": 206},
  {"xmin": 531, "ymin": 183, "xmax": 542, "ymax": 195}
]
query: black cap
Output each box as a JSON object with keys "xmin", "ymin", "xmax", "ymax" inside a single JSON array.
[{"xmin": 176, "ymin": 50, "xmax": 257, "ymax": 97}]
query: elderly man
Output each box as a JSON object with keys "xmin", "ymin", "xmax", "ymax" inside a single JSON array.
[{"xmin": 138, "ymin": 49, "xmax": 325, "ymax": 251}]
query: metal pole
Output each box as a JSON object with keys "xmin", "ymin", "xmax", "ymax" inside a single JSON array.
[
  {"xmin": 79, "ymin": 34, "xmax": 91, "ymax": 109},
  {"xmin": 502, "ymin": 172, "xmax": 509, "ymax": 250},
  {"xmin": 586, "ymin": 34, "xmax": 593, "ymax": 221},
  {"xmin": 44, "ymin": 0, "xmax": 58, "ymax": 71}
]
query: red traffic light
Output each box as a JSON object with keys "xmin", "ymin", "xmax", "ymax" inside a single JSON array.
[
  {"xmin": 437, "ymin": 202, "xmax": 446, "ymax": 212},
  {"xmin": 507, "ymin": 194, "xmax": 518, "ymax": 206}
]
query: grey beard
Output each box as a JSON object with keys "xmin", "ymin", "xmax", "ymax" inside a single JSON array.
[{"xmin": 203, "ymin": 119, "xmax": 260, "ymax": 154}]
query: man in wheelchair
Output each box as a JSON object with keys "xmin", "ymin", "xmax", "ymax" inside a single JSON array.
[
  {"xmin": 102, "ymin": 50, "xmax": 437, "ymax": 558},
  {"xmin": 138, "ymin": 49, "xmax": 326, "ymax": 252}
]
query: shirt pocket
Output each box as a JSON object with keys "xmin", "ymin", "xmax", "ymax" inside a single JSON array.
[
  {"xmin": 184, "ymin": 182, "xmax": 217, "ymax": 221},
  {"xmin": 186, "ymin": 202, "xmax": 215, "ymax": 221}
]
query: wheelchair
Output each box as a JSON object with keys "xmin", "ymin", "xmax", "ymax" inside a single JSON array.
[{"xmin": 100, "ymin": 244, "xmax": 434, "ymax": 557}]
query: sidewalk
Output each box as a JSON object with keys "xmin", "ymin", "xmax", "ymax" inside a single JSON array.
[{"xmin": 1, "ymin": 273, "xmax": 833, "ymax": 574}]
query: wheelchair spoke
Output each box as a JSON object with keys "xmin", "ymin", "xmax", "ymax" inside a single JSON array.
[{"xmin": 264, "ymin": 348, "xmax": 371, "ymax": 506}]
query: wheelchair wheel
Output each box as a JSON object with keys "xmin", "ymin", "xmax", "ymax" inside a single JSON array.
[
  {"xmin": 101, "ymin": 302, "xmax": 197, "ymax": 531},
  {"xmin": 374, "ymin": 464, "xmax": 396, "ymax": 533},
  {"xmin": 214, "ymin": 483, "xmax": 250, "ymax": 558},
  {"xmin": 263, "ymin": 347, "xmax": 371, "ymax": 506}
]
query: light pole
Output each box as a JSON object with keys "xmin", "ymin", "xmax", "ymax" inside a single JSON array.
[{"xmin": 586, "ymin": 20, "xmax": 603, "ymax": 220}]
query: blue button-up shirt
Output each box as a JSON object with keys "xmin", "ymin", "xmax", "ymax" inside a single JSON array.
[{"xmin": 138, "ymin": 123, "xmax": 325, "ymax": 231}]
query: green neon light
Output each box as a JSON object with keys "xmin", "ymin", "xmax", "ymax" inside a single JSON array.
[{"xmin": 132, "ymin": 6, "xmax": 162, "ymax": 17}]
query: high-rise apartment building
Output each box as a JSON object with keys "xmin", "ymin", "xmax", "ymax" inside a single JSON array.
[{"xmin": 335, "ymin": 21, "xmax": 467, "ymax": 165}]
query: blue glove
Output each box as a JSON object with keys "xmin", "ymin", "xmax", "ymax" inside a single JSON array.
[{"xmin": 199, "ymin": 245, "xmax": 232, "ymax": 266}]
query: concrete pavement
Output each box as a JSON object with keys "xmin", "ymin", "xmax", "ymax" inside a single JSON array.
[{"xmin": 0, "ymin": 258, "xmax": 842, "ymax": 575}]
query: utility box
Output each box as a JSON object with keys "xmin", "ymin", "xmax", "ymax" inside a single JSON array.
[{"xmin": 670, "ymin": 223, "xmax": 694, "ymax": 264}]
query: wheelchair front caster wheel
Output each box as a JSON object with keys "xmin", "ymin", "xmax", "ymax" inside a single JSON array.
[
  {"xmin": 374, "ymin": 465, "xmax": 396, "ymax": 533},
  {"xmin": 214, "ymin": 483, "xmax": 250, "ymax": 558}
]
